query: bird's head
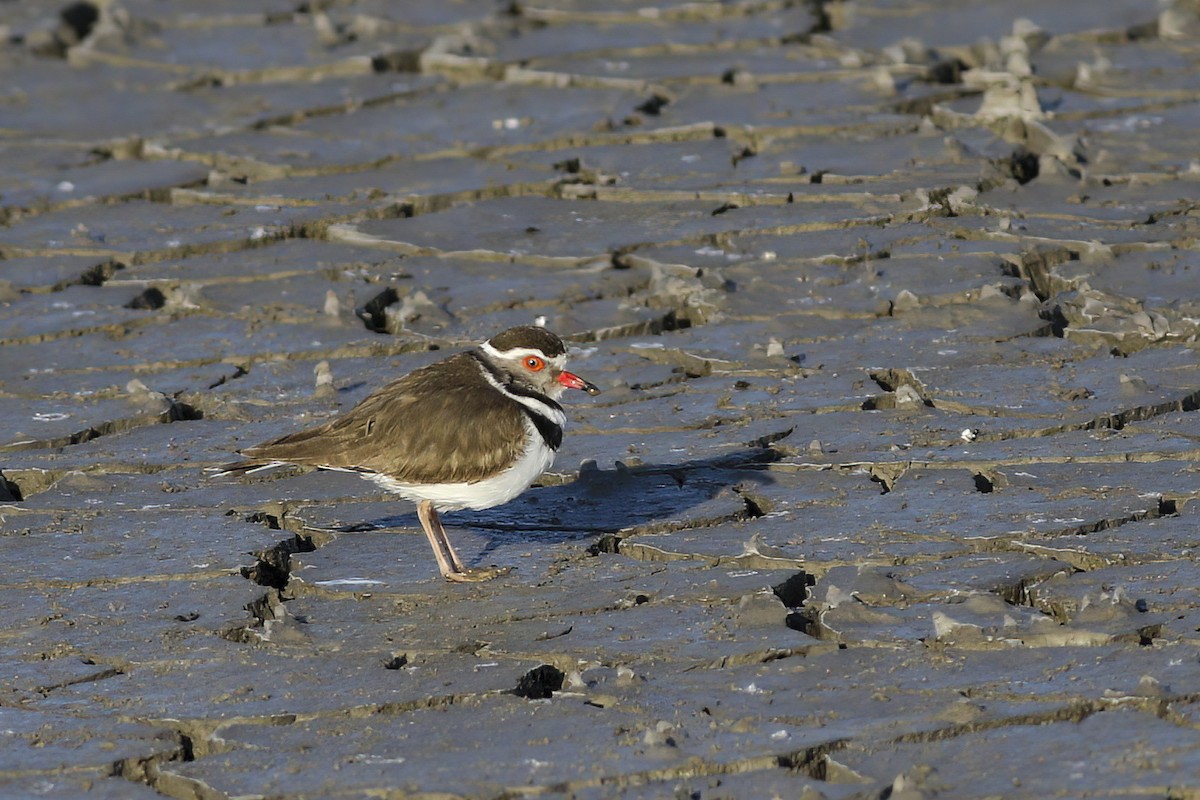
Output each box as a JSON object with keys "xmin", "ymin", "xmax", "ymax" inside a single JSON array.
[{"xmin": 479, "ymin": 325, "xmax": 600, "ymax": 400}]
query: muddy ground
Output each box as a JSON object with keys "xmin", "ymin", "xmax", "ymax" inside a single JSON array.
[{"xmin": 2, "ymin": 0, "xmax": 1200, "ymax": 797}]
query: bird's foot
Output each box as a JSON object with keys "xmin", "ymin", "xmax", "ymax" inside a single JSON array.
[{"xmin": 442, "ymin": 565, "xmax": 511, "ymax": 583}]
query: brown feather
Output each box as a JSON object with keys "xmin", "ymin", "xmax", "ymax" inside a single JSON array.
[{"xmin": 239, "ymin": 353, "xmax": 528, "ymax": 485}]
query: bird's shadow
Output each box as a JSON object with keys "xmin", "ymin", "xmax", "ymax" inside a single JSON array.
[{"xmin": 335, "ymin": 448, "xmax": 782, "ymax": 562}]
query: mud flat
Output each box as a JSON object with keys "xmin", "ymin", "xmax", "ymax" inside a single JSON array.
[{"xmin": 3, "ymin": 1, "xmax": 1200, "ymax": 797}]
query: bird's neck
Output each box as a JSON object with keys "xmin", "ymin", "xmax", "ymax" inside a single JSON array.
[{"xmin": 469, "ymin": 351, "xmax": 564, "ymax": 413}]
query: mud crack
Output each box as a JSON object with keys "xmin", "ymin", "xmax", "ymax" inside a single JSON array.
[{"xmin": 220, "ymin": 508, "xmax": 327, "ymax": 643}]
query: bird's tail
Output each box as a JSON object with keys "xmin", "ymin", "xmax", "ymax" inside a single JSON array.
[{"xmin": 206, "ymin": 460, "xmax": 287, "ymax": 478}]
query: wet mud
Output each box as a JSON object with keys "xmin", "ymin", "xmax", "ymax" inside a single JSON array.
[{"xmin": 2, "ymin": 0, "xmax": 1200, "ymax": 797}]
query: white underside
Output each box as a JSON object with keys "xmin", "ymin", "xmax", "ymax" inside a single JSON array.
[{"xmin": 362, "ymin": 416, "xmax": 557, "ymax": 511}]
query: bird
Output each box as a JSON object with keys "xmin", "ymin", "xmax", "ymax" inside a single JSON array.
[{"xmin": 215, "ymin": 325, "xmax": 600, "ymax": 582}]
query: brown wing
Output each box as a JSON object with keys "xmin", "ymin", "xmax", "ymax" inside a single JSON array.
[{"xmin": 238, "ymin": 353, "xmax": 527, "ymax": 485}]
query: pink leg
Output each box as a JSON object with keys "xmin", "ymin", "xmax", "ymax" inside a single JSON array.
[{"xmin": 416, "ymin": 500, "xmax": 507, "ymax": 582}]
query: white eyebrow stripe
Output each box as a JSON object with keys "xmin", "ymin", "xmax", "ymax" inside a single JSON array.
[
  {"xmin": 479, "ymin": 341, "xmax": 566, "ymax": 371},
  {"xmin": 480, "ymin": 341, "xmax": 555, "ymax": 360}
]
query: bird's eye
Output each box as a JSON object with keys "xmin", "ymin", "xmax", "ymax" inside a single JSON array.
[{"xmin": 524, "ymin": 356, "xmax": 545, "ymax": 371}]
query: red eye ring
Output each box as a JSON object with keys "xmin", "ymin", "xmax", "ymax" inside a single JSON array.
[{"xmin": 524, "ymin": 356, "xmax": 545, "ymax": 371}]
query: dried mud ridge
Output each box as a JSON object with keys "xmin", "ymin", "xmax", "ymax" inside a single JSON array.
[{"xmin": 4, "ymin": 0, "xmax": 1200, "ymax": 797}]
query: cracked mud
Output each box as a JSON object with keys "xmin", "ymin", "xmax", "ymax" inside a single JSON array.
[{"xmin": 3, "ymin": 1, "xmax": 1200, "ymax": 798}]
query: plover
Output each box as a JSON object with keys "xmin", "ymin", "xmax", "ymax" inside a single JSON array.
[{"xmin": 217, "ymin": 325, "xmax": 599, "ymax": 581}]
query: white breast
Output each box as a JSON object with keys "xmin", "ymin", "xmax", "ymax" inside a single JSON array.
[{"xmin": 363, "ymin": 417, "xmax": 556, "ymax": 512}]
